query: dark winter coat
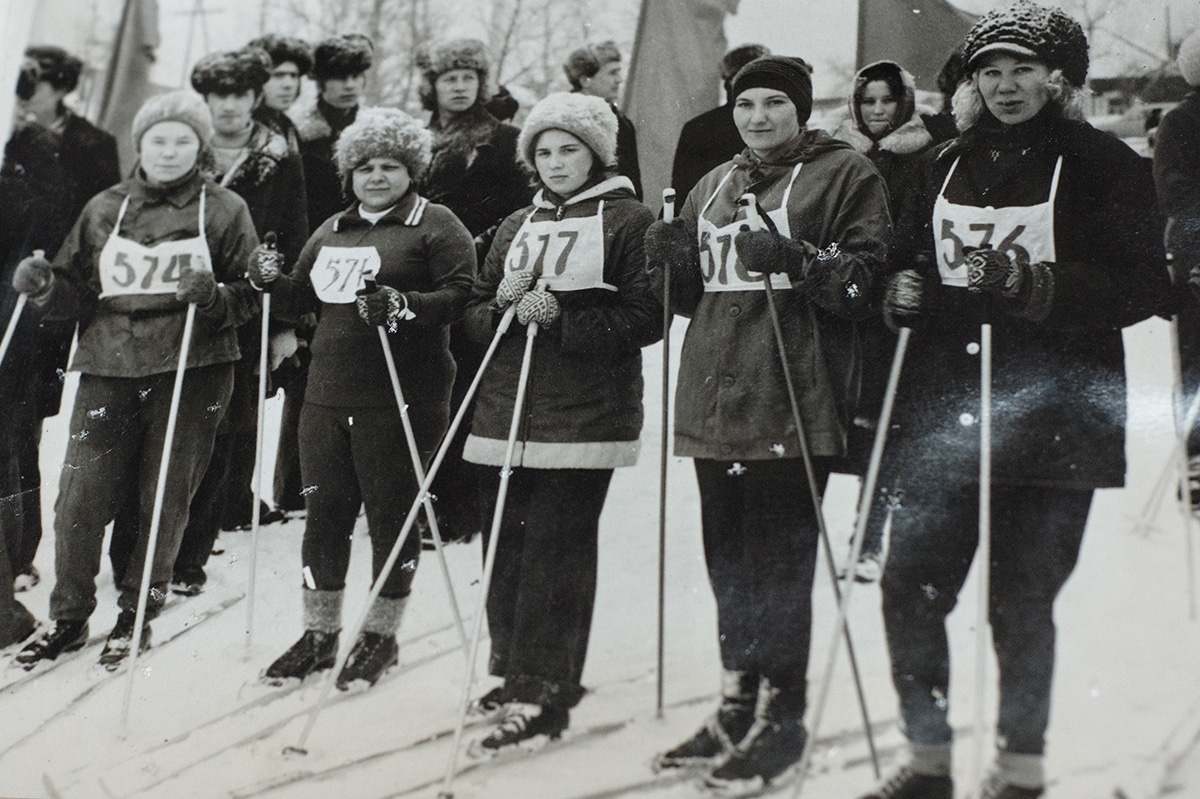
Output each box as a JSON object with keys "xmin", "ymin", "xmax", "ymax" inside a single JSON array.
[
  {"xmin": 462, "ymin": 176, "xmax": 660, "ymax": 468},
  {"xmin": 658, "ymin": 130, "xmax": 891, "ymax": 461},
  {"xmin": 289, "ymin": 96, "xmax": 357, "ymax": 232},
  {"xmin": 270, "ymin": 189, "xmax": 475, "ymax": 409},
  {"xmin": 39, "ymin": 169, "xmax": 260, "ymax": 378},
  {"xmin": 885, "ymin": 106, "xmax": 1171, "ymax": 490},
  {"xmin": 613, "ymin": 104, "xmax": 643, "ymax": 200},
  {"xmin": 1153, "ymin": 91, "xmax": 1200, "ymax": 278},
  {"xmin": 670, "ymin": 103, "xmax": 744, "ymax": 207},
  {"xmin": 59, "ymin": 112, "xmax": 121, "ymax": 219},
  {"xmin": 421, "ymin": 104, "xmax": 532, "ymax": 258}
]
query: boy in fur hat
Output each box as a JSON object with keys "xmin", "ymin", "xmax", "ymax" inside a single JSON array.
[
  {"xmin": 247, "ymin": 108, "xmax": 474, "ymax": 688},
  {"xmin": 249, "ymin": 34, "xmax": 313, "ymax": 155},
  {"xmin": 416, "ymin": 37, "xmax": 531, "ymax": 549},
  {"xmin": 563, "ymin": 41, "xmax": 641, "ymax": 199}
]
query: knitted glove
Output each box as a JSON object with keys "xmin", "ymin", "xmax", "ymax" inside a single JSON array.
[
  {"xmin": 246, "ymin": 233, "xmax": 284, "ymax": 290},
  {"xmin": 882, "ymin": 269, "xmax": 927, "ymax": 331},
  {"xmin": 515, "ymin": 289, "xmax": 560, "ymax": 327},
  {"xmin": 644, "ymin": 218, "xmax": 696, "ymax": 276},
  {"xmin": 495, "ymin": 270, "xmax": 535, "ymax": 308},
  {"xmin": 356, "ymin": 285, "xmax": 415, "ymax": 332},
  {"xmin": 12, "ymin": 253, "xmax": 52, "ymax": 298},
  {"xmin": 176, "ymin": 266, "xmax": 217, "ymax": 306},
  {"xmin": 966, "ymin": 248, "xmax": 1028, "ymax": 299},
  {"xmin": 733, "ymin": 228, "xmax": 817, "ymax": 281}
]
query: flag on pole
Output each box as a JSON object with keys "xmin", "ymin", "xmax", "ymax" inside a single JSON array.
[
  {"xmin": 856, "ymin": 0, "xmax": 976, "ymax": 90},
  {"xmin": 625, "ymin": 0, "xmax": 741, "ymax": 213},
  {"xmin": 99, "ymin": 0, "xmax": 160, "ymax": 175}
]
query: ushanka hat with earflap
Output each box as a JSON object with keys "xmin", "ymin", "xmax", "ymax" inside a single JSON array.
[
  {"xmin": 415, "ymin": 38, "xmax": 492, "ymax": 108},
  {"xmin": 517, "ymin": 92, "xmax": 619, "ymax": 172},
  {"xmin": 312, "ymin": 34, "xmax": 374, "ymax": 81},
  {"xmin": 249, "ymin": 34, "xmax": 314, "ymax": 75},
  {"xmin": 190, "ymin": 47, "xmax": 272, "ymax": 95},
  {"xmin": 335, "ymin": 107, "xmax": 432, "ymax": 186},
  {"xmin": 962, "ymin": 0, "xmax": 1089, "ymax": 87}
]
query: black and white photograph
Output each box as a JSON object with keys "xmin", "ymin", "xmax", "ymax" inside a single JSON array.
[{"xmin": 1, "ymin": 0, "xmax": 1199, "ymax": 797}]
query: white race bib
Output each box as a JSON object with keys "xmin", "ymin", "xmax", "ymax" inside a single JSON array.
[
  {"xmin": 97, "ymin": 189, "xmax": 213, "ymax": 298},
  {"xmin": 502, "ymin": 203, "xmax": 615, "ymax": 292},
  {"xmin": 311, "ymin": 246, "xmax": 382, "ymax": 304}
]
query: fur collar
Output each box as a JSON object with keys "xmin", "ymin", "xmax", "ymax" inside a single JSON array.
[
  {"xmin": 830, "ymin": 107, "xmax": 935, "ymax": 155},
  {"xmin": 287, "ymin": 95, "xmax": 358, "ymax": 143}
]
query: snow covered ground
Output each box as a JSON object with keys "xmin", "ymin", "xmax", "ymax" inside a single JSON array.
[{"xmin": 2, "ymin": 315, "xmax": 1200, "ymax": 799}]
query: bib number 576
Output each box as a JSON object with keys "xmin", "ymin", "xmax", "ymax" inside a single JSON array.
[{"xmin": 940, "ymin": 220, "xmax": 1030, "ymax": 267}]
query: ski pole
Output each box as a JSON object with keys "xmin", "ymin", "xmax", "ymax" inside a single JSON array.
[
  {"xmin": 656, "ymin": 187, "xmax": 675, "ymax": 718},
  {"xmin": 246, "ymin": 233, "xmax": 277, "ymax": 656},
  {"xmin": 970, "ymin": 322, "xmax": 994, "ymax": 792},
  {"xmin": 0, "ymin": 249, "xmax": 42, "ymax": 371},
  {"xmin": 366, "ymin": 278, "xmax": 468, "ymax": 652},
  {"xmin": 738, "ymin": 195, "xmax": 880, "ymax": 779},
  {"xmin": 439, "ymin": 287, "xmax": 543, "ymax": 799},
  {"xmin": 121, "ymin": 302, "xmax": 198, "ymax": 732},
  {"xmin": 1167, "ymin": 314, "xmax": 1198, "ymax": 619},
  {"xmin": 792, "ymin": 327, "xmax": 909, "ymax": 798},
  {"xmin": 283, "ymin": 303, "xmax": 518, "ymax": 756},
  {"xmin": 1132, "ymin": 383, "xmax": 1200, "ymax": 537}
]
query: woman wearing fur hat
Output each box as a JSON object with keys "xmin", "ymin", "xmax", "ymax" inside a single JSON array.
[
  {"xmin": 564, "ymin": 41, "xmax": 642, "ymax": 199},
  {"xmin": 460, "ymin": 91, "xmax": 659, "ymax": 747},
  {"xmin": 416, "ymin": 37, "xmax": 532, "ymax": 547},
  {"xmin": 861, "ymin": 4, "xmax": 1171, "ymax": 798},
  {"xmin": 11, "ymin": 90, "xmax": 260, "ymax": 670},
  {"xmin": 643, "ymin": 54, "xmax": 890, "ymax": 789},
  {"xmin": 829, "ymin": 60, "xmax": 937, "ymax": 582},
  {"xmin": 248, "ymin": 108, "xmax": 474, "ymax": 689}
]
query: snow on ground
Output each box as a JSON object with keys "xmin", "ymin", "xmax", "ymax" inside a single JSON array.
[{"xmin": 2, "ymin": 316, "xmax": 1200, "ymax": 799}]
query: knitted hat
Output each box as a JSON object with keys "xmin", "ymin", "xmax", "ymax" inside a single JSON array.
[
  {"xmin": 191, "ymin": 47, "xmax": 272, "ymax": 96},
  {"xmin": 1179, "ymin": 29, "xmax": 1200, "ymax": 88},
  {"xmin": 24, "ymin": 45, "xmax": 82, "ymax": 92},
  {"xmin": 131, "ymin": 90, "xmax": 214, "ymax": 151},
  {"xmin": 312, "ymin": 34, "xmax": 374, "ymax": 81},
  {"xmin": 962, "ymin": 1, "xmax": 1089, "ymax": 87},
  {"xmin": 517, "ymin": 92, "xmax": 618, "ymax": 172},
  {"xmin": 720, "ymin": 44, "xmax": 771, "ymax": 83},
  {"xmin": 563, "ymin": 41, "xmax": 621, "ymax": 88},
  {"xmin": 416, "ymin": 38, "xmax": 491, "ymax": 109},
  {"xmin": 335, "ymin": 107, "xmax": 432, "ymax": 185},
  {"xmin": 248, "ymin": 34, "xmax": 314, "ymax": 75},
  {"xmin": 731, "ymin": 56, "xmax": 815, "ymax": 125}
]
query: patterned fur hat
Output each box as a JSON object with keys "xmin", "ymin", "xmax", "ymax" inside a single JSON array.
[
  {"xmin": 248, "ymin": 34, "xmax": 314, "ymax": 76},
  {"xmin": 962, "ymin": 1, "xmax": 1089, "ymax": 87},
  {"xmin": 191, "ymin": 47, "xmax": 272, "ymax": 96},
  {"xmin": 517, "ymin": 92, "xmax": 618, "ymax": 172},
  {"xmin": 131, "ymin": 90, "xmax": 214, "ymax": 151},
  {"xmin": 335, "ymin": 107, "xmax": 432, "ymax": 187},
  {"xmin": 312, "ymin": 34, "xmax": 374, "ymax": 81},
  {"xmin": 1179, "ymin": 29, "xmax": 1200, "ymax": 88},
  {"xmin": 562, "ymin": 41, "xmax": 622, "ymax": 89},
  {"xmin": 24, "ymin": 45, "xmax": 83, "ymax": 92},
  {"xmin": 416, "ymin": 38, "xmax": 491, "ymax": 110}
]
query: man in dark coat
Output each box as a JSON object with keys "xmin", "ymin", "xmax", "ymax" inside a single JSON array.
[
  {"xmin": 564, "ymin": 41, "xmax": 642, "ymax": 199},
  {"xmin": 248, "ymin": 34, "xmax": 312, "ymax": 156},
  {"xmin": 669, "ymin": 44, "xmax": 768, "ymax": 204}
]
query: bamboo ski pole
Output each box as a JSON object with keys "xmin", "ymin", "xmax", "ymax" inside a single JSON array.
[
  {"xmin": 970, "ymin": 322, "xmax": 994, "ymax": 793},
  {"xmin": 439, "ymin": 291, "xmax": 543, "ymax": 799},
  {"xmin": 246, "ymin": 233, "xmax": 277, "ymax": 655},
  {"xmin": 120, "ymin": 302, "xmax": 198, "ymax": 732},
  {"xmin": 739, "ymin": 195, "xmax": 880, "ymax": 779},
  {"xmin": 282, "ymin": 303, "xmax": 519, "ymax": 757},
  {"xmin": 0, "ymin": 249, "xmax": 42, "ymax": 371},
  {"xmin": 656, "ymin": 187, "xmax": 675, "ymax": 718}
]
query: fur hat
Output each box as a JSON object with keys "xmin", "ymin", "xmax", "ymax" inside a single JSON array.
[
  {"xmin": 731, "ymin": 55, "xmax": 815, "ymax": 125},
  {"xmin": 335, "ymin": 107, "xmax": 432, "ymax": 187},
  {"xmin": 563, "ymin": 41, "xmax": 621, "ymax": 89},
  {"xmin": 962, "ymin": 1, "xmax": 1089, "ymax": 87},
  {"xmin": 416, "ymin": 38, "xmax": 491, "ymax": 110},
  {"xmin": 249, "ymin": 34, "xmax": 314, "ymax": 76},
  {"xmin": 191, "ymin": 47, "xmax": 272, "ymax": 96},
  {"xmin": 1179, "ymin": 29, "xmax": 1200, "ymax": 88},
  {"xmin": 720, "ymin": 44, "xmax": 771, "ymax": 83},
  {"xmin": 312, "ymin": 34, "xmax": 374, "ymax": 81},
  {"xmin": 517, "ymin": 92, "xmax": 618, "ymax": 172},
  {"xmin": 24, "ymin": 45, "xmax": 82, "ymax": 93},
  {"xmin": 131, "ymin": 90, "xmax": 214, "ymax": 151}
]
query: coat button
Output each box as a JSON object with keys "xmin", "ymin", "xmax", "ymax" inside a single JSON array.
[
  {"xmin": 966, "ymin": 342, "xmax": 980, "ymax": 355},
  {"xmin": 729, "ymin": 304, "xmax": 741, "ymax": 317},
  {"xmin": 959, "ymin": 413, "xmax": 975, "ymax": 426},
  {"xmin": 722, "ymin": 375, "xmax": 735, "ymax": 387}
]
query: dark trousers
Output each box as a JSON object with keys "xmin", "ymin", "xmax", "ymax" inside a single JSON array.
[
  {"xmin": 1179, "ymin": 304, "xmax": 1200, "ymax": 455},
  {"xmin": 880, "ymin": 482, "xmax": 1091, "ymax": 754},
  {"xmin": 49, "ymin": 364, "xmax": 233, "ymax": 621},
  {"xmin": 298, "ymin": 401, "xmax": 446, "ymax": 598},
  {"xmin": 0, "ymin": 410, "xmax": 35, "ymax": 646},
  {"xmin": 274, "ymin": 368, "xmax": 307, "ymax": 511},
  {"xmin": 428, "ymin": 326, "xmax": 486, "ymax": 540},
  {"xmin": 695, "ymin": 457, "xmax": 830, "ymax": 715},
  {"xmin": 480, "ymin": 467, "xmax": 613, "ymax": 710}
]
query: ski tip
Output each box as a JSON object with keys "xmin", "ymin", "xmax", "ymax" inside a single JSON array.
[
  {"xmin": 282, "ymin": 745, "xmax": 308, "ymax": 757},
  {"xmin": 436, "ymin": 791, "xmax": 455, "ymax": 799}
]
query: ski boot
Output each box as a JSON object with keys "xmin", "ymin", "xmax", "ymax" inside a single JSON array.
[
  {"xmin": 14, "ymin": 619, "xmax": 88, "ymax": 670},
  {"xmin": 170, "ymin": 566, "xmax": 207, "ymax": 597},
  {"xmin": 479, "ymin": 702, "xmax": 568, "ymax": 750},
  {"xmin": 704, "ymin": 678, "xmax": 806, "ymax": 791},
  {"xmin": 858, "ymin": 766, "xmax": 954, "ymax": 799},
  {"xmin": 99, "ymin": 612, "xmax": 152, "ymax": 670},
  {"xmin": 264, "ymin": 629, "xmax": 338, "ymax": 683},
  {"xmin": 656, "ymin": 670, "xmax": 757, "ymax": 770},
  {"xmin": 977, "ymin": 773, "xmax": 1043, "ymax": 799},
  {"xmin": 336, "ymin": 632, "xmax": 398, "ymax": 689}
]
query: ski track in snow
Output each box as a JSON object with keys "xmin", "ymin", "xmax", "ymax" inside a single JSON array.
[{"xmin": 1, "ymin": 317, "xmax": 1199, "ymax": 798}]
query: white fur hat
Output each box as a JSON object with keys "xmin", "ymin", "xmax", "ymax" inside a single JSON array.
[
  {"xmin": 335, "ymin": 107, "xmax": 432, "ymax": 185},
  {"xmin": 517, "ymin": 92, "xmax": 618, "ymax": 172},
  {"xmin": 1180, "ymin": 29, "xmax": 1200, "ymax": 88}
]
